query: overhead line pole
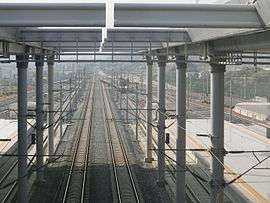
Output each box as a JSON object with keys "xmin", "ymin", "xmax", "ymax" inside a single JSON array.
[
  {"xmin": 35, "ymin": 54, "xmax": 45, "ymax": 182},
  {"xmin": 69, "ymin": 78, "xmax": 72, "ymax": 121},
  {"xmin": 120, "ymin": 72, "xmax": 122, "ymax": 110},
  {"xmin": 229, "ymin": 78, "xmax": 233, "ymax": 123},
  {"xmin": 145, "ymin": 55, "xmax": 154, "ymax": 163},
  {"xmin": 157, "ymin": 54, "xmax": 167, "ymax": 185},
  {"xmin": 126, "ymin": 73, "xmax": 129, "ymax": 123},
  {"xmin": 59, "ymin": 81, "xmax": 63, "ymax": 138},
  {"xmin": 210, "ymin": 63, "xmax": 226, "ymax": 203},
  {"xmin": 16, "ymin": 50, "xmax": 29, "ymax": 203},
  {"xmin": 175, "ymin": 54, "xmax": 187, "ymax": 203},
  {"xmin": 135, "ymin": 83, "xmax": 139, "ymax": 140},
  {"xmin": 47, "ymin": 56, "xmax": 55, "ymax": 157}
]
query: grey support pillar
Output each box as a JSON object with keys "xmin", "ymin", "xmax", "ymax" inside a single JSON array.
[
  {"xmin": 47, "ymin": 56, "xmax": 54, "ymax": 156},
  {"xmin": 145, "ymin": 55, "xmax": 154, "ymax": 163},
  {"xmin": 69, "ymin": 78, "xmax": 72, "ymax": 121},
  {"xmin": 210, "ymin": 63, "xmax": 226, "ymax": 203},
  {"xmin": 120, "ymin": 73, "xmax": 122, "ymax": 109},
  {"xmin": 175, "ymin": 55, "xmax": 187, "ymax": 203},
  {"xmin": 266, "ymin": 127, "xmax": 270, "ymax": 139},
  {"xmin": 35, "ymin": 55, "xmax": 45, "ymax": 182},
  {"xmin": 126, "ymin": 74, "xmax": 129, "ymax": 123},
  {"xmin": 59, "ymin": 81, "xmax": 63, "ymax": 138},
  {"xmin": 16, "ymin": 51, "xmax": 29, "ymax": 203},
  {"xmin": 157, "ymin": 54, "xmax": 167, "ymax": 185},
  {"xmin": 116, "ymin": 73, "xmax": 119, "ymax": 101},
  {"xmin": 135, "ymin": 83, "xmax": 139, "ymax": 140},
  {"xmin": 229, "ymin": 79, "xmax": 233, "ymax": 123}
]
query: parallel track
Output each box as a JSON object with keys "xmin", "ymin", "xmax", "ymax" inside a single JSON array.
[
  {"xmin": 61, "ymin": 80, "xmax": 95, "ymax": 203},
  {"xmin": 126, "ymin": 95, "xmax": 212, "ymax": 203},
  {"xmin": 0, "ymin": 82, "xmax": 82, "ymax": 203},
  {"xmin": 102, "ymin": 81, "xmax": 141, "ymax": 203}
]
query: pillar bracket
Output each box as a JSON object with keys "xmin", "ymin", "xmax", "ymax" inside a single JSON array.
[
  {"xmin": 16, "ymin": 49, "xmax": 29, "ymax": 69},
  {"xmin": 175, "ymin": 55, "xmax": 187, "ymax": 69},
  {"xmin": 146, "ymin": 54, "xmax": 154, "ymax": 66},
  {"xmin": 210, "ymin": 63, "xmax": 226, "ymax": 73},
  {"xmin": 35, "ymin": 54, "xmax": 45, "ymax": 67},
  {"xmin": 47, "ymin": 55, "xmax": 55, "ymax": 65}
]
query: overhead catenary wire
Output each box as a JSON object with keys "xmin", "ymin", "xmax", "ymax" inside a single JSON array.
[
  {"xmin": 115, "ymin": 73, "xmax": 270, "ymax": 183},
  {"xmin": 0, "ymin": 152, "xmax": 66, "ymax": 190},
  {"xmin": 110, "ymin": 79, "xmax": 219, "ymax": 191}
]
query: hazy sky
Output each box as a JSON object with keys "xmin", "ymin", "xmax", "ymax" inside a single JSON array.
[{"xmin": 0, "ymin": 0, "xmax": 222, "ymax": 4}]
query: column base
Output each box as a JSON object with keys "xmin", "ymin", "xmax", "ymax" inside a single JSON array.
[{"xmin": 145, "ymin": 157, "xmax": 154, "ymax": 163}]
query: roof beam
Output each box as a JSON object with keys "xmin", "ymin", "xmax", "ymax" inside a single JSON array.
[
  {"xmin": 0, "ymin": 3, "xmax": 105, "ymax": 27},
  {"xmin": 106, "ymin": 28, "xmax": 190, "ymax": 42},
  {"xmin": 212, "ymin": 30, "xmax": 270, "ymax": 53},
  {"xmin": 20, "ymin": 28, "xmax": 102, "ymax": 42},
  {"xmin": 114, "ymin": 3, "xmax": 263, "ymax": 28},
  {"xmin": 0, "ymin": 41, "xmax": 55, "ymax": 55},
  {"xmin": 150, "ymin": 29, "xmax": 270, "ymax": 58},
  {"xmin": 0, "ymin": 28, "xmax": 55, "ymax": 55}
]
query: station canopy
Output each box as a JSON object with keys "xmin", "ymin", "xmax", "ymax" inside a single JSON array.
[{"xmin": 0, "ymin": 0, "xmax": 269, "ymax": 62}]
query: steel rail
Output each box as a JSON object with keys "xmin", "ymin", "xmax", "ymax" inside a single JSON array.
[
  {"xmin": 102, "ymin": 81, "xmax": 140, "ymax": 203},
  {"xmin": 1, "ymin": 132, "xmax": 49, "ymax": 203},
  {"xmin": 126, "ymin": 96, "xmax": 207, "ymax": 202},
  {"xmin": 51, "ymin": 79, "xmax": 89, "ymax": 203},
  {"xmin": 110, "ymin": 84, "xmax": 202, "ymax": 201},
  {"xmin": 0, "ymin": 81, "xmax": 80, "ymax": 177},
  {"xmin": 61, "ymin": 80, "xmax": 94, "ymax": 203},
  {"xmin": 0, "ymin": 82, "xmax": 81, "ymax": 203},
  {"xmin": 102, "ymin": 82, "xmax": 122, "ymax": 203},
  {"xmin": 80, "ymin": 80, "xmax": 95, "ymax": 203},
  {"xmin": 0, "ymin": 75, "xmax": 83, "ymax": 203}
]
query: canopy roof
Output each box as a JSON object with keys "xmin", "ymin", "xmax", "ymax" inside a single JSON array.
[{"xmin": 0, "ymin": 0, "xmax": 269, "ymax": 63}]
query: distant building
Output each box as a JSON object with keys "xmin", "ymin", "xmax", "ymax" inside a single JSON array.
[{"xmin": 233, "ymin": 102, "xmax": 270, "ymax": 121}]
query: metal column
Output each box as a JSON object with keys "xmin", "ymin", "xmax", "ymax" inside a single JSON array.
[
  {"xmin": 35, "ymin": 55, "xmax": 45, "ymax": 182},
  {"xmin": 229, "ymin": 79, "xmax": 233, "ymax": 123},
  {"xmin": 244, "ymin": 75, "xmax": 247, "ymax": 99},
  {"xmin": 116, "ymin": 73, "xmax": 119, "ymax": 101},
  {"xmin": 145, "ymin": 56, "xmax": 154, "ymax": 163},
  {"xmin": 157, "ymin": 55, "xmax": 167, "ymax": 185},
  {"xmin": 120, "ymin": 73, "xmax": 122, "ymax": 109},
  {"xmin": 135, "ymin": 83, "xmax": 139, "ymax": 140},
  {"xmin": 175, "ymin": 55, "xmax": 187, "ymax": 203},
  {"xmin": 47, "ymin": 57, "xmax": 54, "ymax": 156},
  {"xmin": 266, "ymin": 127, "xmax": 270, "ymax": 139},
  {"xmin": 69, "ymin": 78, "xmax": 72, "ymax": 121},
  {"xmin": 210, "ymin": 63, "xmax": 226, "ymax": 203},
  {"xmin": 126, "ymin": 74, "xmax": 129, "ymax": 123},
  {"xmin": 59, "ymin": 81, "xmax": 63, "ymax": 138},
  {"xmin": 16, "ymin": 52, "xmax": 29, "ymax": 203}
]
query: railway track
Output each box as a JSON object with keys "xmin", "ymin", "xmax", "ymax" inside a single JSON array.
[
  {"xmin": 127, "ymin": 87, "xmax": 269, "ymax": 202},
  {"xmin": 0, "ymin": 81, "xmax": 83, "ymax": 203},
  {"xmin": 124, "ymin": 92, "xmax": 236, "ymax": 203},
  {"xmin": 126, "ymin": 98, "xmax": 207, "ymax": 202},
  {"xmin": 61, "ymin": 80, "xmax": 95, "ymax": 203},
  {"xmin": 101, "ymin": 81, "xmax": 141, "ymax": 203}
]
